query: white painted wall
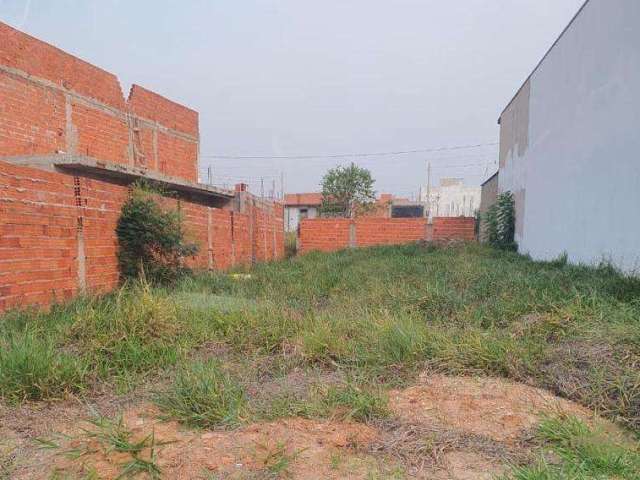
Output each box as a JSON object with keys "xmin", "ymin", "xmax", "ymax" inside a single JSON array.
[
  {"xmin": 285, "ymin": 206, "xmax": 318, "ymax": 232},
  {"xmin": 421, "ymin": 178, "xmax": 481, "ymax": 219},
  {"xmin": 499, "ymin": 0, "xmax": 640, "ymax": 273}
]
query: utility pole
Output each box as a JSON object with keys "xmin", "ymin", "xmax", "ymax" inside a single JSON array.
[
  {"xmin": 280, "ymin": 171, "xmax": 285, "ymax": 200},
  {"xmin": 207, "ymin": 166, "xmax": 212, "ymax": 185},
  {"xmin": 271, "ymin": 179, "xmax": 276, "ymax": 199},
  {"xmin": 260, "ymin": 177, "xmax": 264, "ymax": 199},
  {"xmin": 426, "ymin": 161, "xmax": 432, "ymax": 219}
]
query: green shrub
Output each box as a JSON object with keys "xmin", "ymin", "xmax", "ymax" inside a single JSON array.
[
  {"xmin": 485, "ymin": 191, "xmax": 517, "ymax": 251},
  {"xmin": 116, "ymin": 181, "xmax": 198, "ymax": 284},
  {"xmin": 153, "ymin": 359, "xmax": 245, "ymax": 429}
]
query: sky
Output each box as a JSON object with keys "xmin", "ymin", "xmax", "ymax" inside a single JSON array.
[{"xmin": 0, "ymin": 0, "xmax": 585, "ymax": 197}]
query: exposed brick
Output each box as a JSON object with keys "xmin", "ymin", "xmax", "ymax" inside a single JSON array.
[
  {"xmin": 0, "ymin": 23, "xmax": 285, "ymax": 313},
  {"xmin": 0, "ymin": 21, "xmax": 198, "ymax": 183},
  {"xmin": 299, "ymin": 217, "xmax": 475, "ymax": 254},
  {"xmin": 128, "ymin": 85, "xmax": 198, "ymax": 137},
  {"xmin": 0, "ymin": 160, "xmax": 285, "ymax": 313}
]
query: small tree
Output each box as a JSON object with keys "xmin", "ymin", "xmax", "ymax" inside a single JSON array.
[
  {"xmin": 116, "ymin": 182, "xmax": 198, "ymax": 283},
  {"xmin": 484, "ymin": 191, "xmax": 517, "ymax": 251},
  {"xmin": 320, "ymin": 163, "xmax": 376, "ymax": 218}
]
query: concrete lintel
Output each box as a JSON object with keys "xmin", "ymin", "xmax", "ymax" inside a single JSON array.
[{"xmin": 1, "ymin": 154, "xmax": 235, "ymax": 200}]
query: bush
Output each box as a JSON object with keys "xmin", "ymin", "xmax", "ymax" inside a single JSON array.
[
  {"xmin": 116, "ymin": 182, "xmax": 198, "ymax": 284},
  {"xmin": 484, "ymin": 191, "xmax": 517, "ymax": 251},
  {"xmin": 153, "ymin": 359, "xmax": 245, "ymax": 429}
]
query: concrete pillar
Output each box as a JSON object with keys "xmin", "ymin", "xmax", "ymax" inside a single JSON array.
[
  {"xmin": 73, "ymin": 176, "xmax": 87, "ymax": 291},
  {"xmin": 349, "ymin": 220, "xmax": 357, "ymax": 248},
  {"xmin": 207, "ymin": 207, "xmax": 214, "ymax": 270}
]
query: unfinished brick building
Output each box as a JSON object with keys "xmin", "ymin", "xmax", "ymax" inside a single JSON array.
[{"xmin": 0, "ymin": 22, "xmax": 284, "ymax": 311}]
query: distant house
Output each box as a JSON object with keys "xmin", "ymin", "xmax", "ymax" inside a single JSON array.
[
  {"xmin": 478, "ymin": 172, "xmax": 499, "ymax": 241},
  {"xmin": 495, "ymin": 0, "xmax": 640, "ymax": 273},
  {"xmin": 390, "ymin": 197, "xmax": 426, "ymax": 218},
  {"xmin": 421, "ymin": 178, "xmax": 481, "ymax": 220},
  {"xmin": 285, "ymin": 192, "xmax": 424, "ymax": 230},
  {"xmin": 284, "ymin": 193, "xmax": 323, "ymax": 232},
  {"xmin": 358, "ymin": 193, "xmax": 428, "ymax": 218}
]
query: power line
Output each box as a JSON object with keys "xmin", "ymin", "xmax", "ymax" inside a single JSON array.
[
  {"xmin": 431, "ymin": 160, "xmax": 497, "ymax": 169},
  {"xmin": 200, "ymin": 141, "xmax": 497, "ymax": 160}
]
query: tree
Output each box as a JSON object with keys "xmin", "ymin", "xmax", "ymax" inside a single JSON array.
[{"xmin": 320, "ymin": 163, "xmax": 376, "ymax": 218}]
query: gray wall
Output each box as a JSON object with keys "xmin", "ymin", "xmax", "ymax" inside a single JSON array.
[
  {"xmin": 479, "ymin": 173, "xmax": 498, "ymax": 242},
  {"xmin": 499, "ymin": 0, "xmax": 640, "ymax": 273},
  {"xmin": 285, "ymin": 206, "xmax": 318, "ymax": 232}
]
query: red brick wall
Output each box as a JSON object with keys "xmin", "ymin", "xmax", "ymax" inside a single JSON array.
[
  {"xmin": 0, "ymin": 23, "xmax": 125, "ymax": 110},
  {"xmin": 0, "ymin": 73, "xmax": 67, "ymax": 156},
  {"xmin": 156, "ymin": 131, "xmax": 198, "ymax": 182},
  {"xmin": 253, "ymin": 201, "xmax": 285, "ymax": 263},
  {"xmin": 211, "ymin": 209, "xmax": 234, "ymax": 270},
  {"xmin": 356, "ymin": 218, "xmax": 427, "ymax": 247},
  {"xmin": 71, "ymin": 103, "xmax": 130, "ymax": 164},
  {"xmin": 299, "ymin": 218, "xmax": 352, "ymax": 253},
  {"xmin": 299, "ymin": 217, "xmax": 475, "ymax": 254},
  {"xmin": 432, "ymin": 217, "xmax": 476, "ymax": 242},
  {"xmin": 0, "ymin": 161, "xmax": 79, "ymax": 311},
  {"xmin": 232, "ymin": 212, "xmax": 252, "ymax": 267},
  {"xmin": 128, "ymin": 85, "xmax": 198, "ymax": 137},
  {"xmin": 0, "ymin": 161, "xmax": 285, "ymax": 312},
  {"xmin": 0, "ymin": 24, "xmax": 286, "ymax": 312},
  {"xmin": 0, "ymin": 21, "xmax": 199, "ymax": 183},
  {"xmin": 80, "ymin": 177, "xmax": 130, "ymax": 293}
]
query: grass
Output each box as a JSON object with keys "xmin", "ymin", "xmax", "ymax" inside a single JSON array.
[
  {"xmin": 2, "ymin": 243, "xmax": 639, "ymax": 426},
  {"xmin": 249, "ymin": 379, "xmax": 390, "ymax": 424},
  {"xmin": 153, "ymin": 359, "xmax": 245, "ymax": 429},
  {"xmin": 503, "ymin": 415, "xmax": 640, "ymax": 479},
  {"xmin": 180, "ymin": 243, "xmax": 639, "ymax": 431},
  {"xmin": 0, "ymin": 331, "xmax": 87, "ymax": 403},
  {"xmin": 0, "ymin": 281, "xmax": 213, "ymax": 400},
  {"xmin": 322, "ymin": 383, "xmax": 390, "ymax": 422},
  {"xmin": 284, "ymin": 231, "xmax": 298, "ymax": 258},
  {"xmin": 2, "ymin": 243, "xmax": 640, "ymax": 475}
]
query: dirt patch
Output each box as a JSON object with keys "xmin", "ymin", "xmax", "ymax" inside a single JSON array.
[
  {"xmin": 0, "ymin": 380, "xmax": 159, "ymax": 480},
  {"xmin": 389, "ymin": 374, "xmax": 593, "ymax": 444},
  {"xmin": 369, "ymin": 419, "xmax": 523, "ymax": 478},
  {"xmin": 429, "ymin": 451, "xmax": 505, "ymax": 480},
  {"xmin": 6, "ymin": 374, "xmax": 615, "ymax": 479},
  {"xmin": 33, "ymin": 404, "xmax": 387, "ymax": 480}
]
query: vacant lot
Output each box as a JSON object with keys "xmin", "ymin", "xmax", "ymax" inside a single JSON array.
[{"xmin": 1, "ymin": 244, "xmax": 639, "ymax": 479}]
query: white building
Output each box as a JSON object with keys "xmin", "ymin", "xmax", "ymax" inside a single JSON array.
[
  {"xmin": 284, "ymin": 193, "xmax": 322, "ymax": 232},
  {"xmin": 421, "ymin": 178, "xmax": 481, "ymax": 219},
  {"xmin": 497, "ymin": 0, "xmax": 640, "ymax": 273}
]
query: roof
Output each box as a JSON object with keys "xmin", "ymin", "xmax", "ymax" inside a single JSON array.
[
  {"xmin": 498, "ymin": 0, "xmax": 590, "ymax": 122},
  {"xmin": 284, "ymin": 193, "xmax": 323, "ymax": 207}
]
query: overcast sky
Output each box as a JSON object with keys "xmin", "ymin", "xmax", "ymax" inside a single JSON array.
[{"xmin": 1, "ymin": 0, "xmax": 584, "ymax": 197}]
